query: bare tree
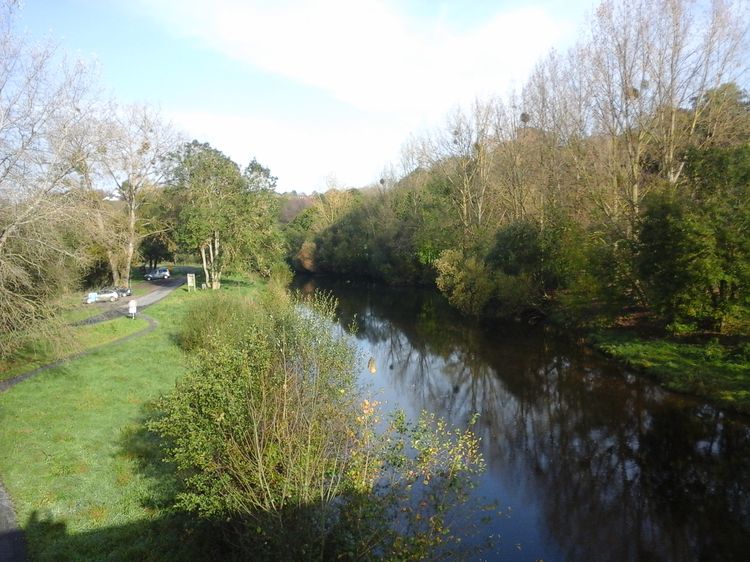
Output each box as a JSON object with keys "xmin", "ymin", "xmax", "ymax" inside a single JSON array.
[
  {"xmin": 98, "ymin": 104, "xmax": 178, "ymax": 285},
  {"xmin": 583, "ymin": 0, "xmax": 748, "ymax": 225},
  {"xmin": 0, "ymin": 2, "xmax": 98, "ymax": 354},
  {"xmin": 314, "ymin": 180, "xmax": 358, "ymax": 230},
  {"xmin": 417, "ymin": 101, "xmax": 498, "ymax": 249}
]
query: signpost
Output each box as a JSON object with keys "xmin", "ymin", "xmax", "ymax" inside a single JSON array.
[
  {"xmin": 187, "ymin": 273, "xmax": 196, "ymax": 291},
  {"xmin": 128, "ymin": 300, "xmax": 137, "ymax": 319}
]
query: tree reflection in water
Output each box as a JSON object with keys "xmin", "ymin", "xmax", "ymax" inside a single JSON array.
[{"xmin": 296, "ymin": 277, "xmax": 750, "ymax": 562}]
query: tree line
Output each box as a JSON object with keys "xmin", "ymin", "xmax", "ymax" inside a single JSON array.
[{"xmin": 282, "ymin": 0, "xmax": 750, "ymax": 334}]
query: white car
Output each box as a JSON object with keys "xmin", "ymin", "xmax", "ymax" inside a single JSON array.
[
  {"xmin": 84, "ymin": 288, "xmax": 119, "ymax": 303},
  {"xmin": 145, "ymin": 267, "xmax": 170, "ymax": 281}
]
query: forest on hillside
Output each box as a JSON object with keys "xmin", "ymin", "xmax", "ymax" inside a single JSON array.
[{"xmin": 282, "ymin": 0, "xmax": 750, "ymax": 335}]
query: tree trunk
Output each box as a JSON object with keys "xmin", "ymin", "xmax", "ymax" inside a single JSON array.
[
  {"xmin": 211, "ymin": 230, "xmax": 221, "ymax": 289},
  {"xmin": 200, "ymin": 245, "xmax": 210, "ymax": 289},
  {"xmin": 108, "ymin": 250, "xmax": 122, "ymax": 286},
  {"xmin": 123, "ymin": 199, "xmax": 137, "ymax": 287}
]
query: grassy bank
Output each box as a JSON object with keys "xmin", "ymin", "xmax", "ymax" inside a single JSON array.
[
  {"xmin": 590, "ymin": 329, "xmax": 750, "ymax": 413},
  {"xmin": 0, "ymin": 317, "xmax": 150, "ymax": 383},
  {"xmin": 1, "ymin": 278, "xmax": 173, "ymax": 382},
  {"xmin": 0, "ymin": 278, "xmax": 262, "ymax": 560}
]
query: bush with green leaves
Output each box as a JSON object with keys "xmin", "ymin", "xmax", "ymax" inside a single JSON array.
[
  {"xmin": 151, "ymin": 289, "xmax": 486, "ymax": 560},
  {"xmin": 638, "ymin": 187, "xmax": 749, "ymax": 332},
  {"xmin": 434, "ymin": 249, "xmax": 495, "ymax": 316},
  {"xmin": 636, "ymin": 146, "xmax": 750, "ymax": 332},
  {"xmin": 487, "ymin": 214, "xmax": 589, "ymax": 295}
]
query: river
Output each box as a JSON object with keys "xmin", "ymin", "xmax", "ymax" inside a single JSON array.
[{"xmin": 296, "ymin": 276, "xmax": 750, "ymax": 561}]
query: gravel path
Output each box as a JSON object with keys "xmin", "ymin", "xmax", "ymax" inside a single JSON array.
[{"xmin": 0, "ymin": 276, "xmax": 185, "ymax": 562}]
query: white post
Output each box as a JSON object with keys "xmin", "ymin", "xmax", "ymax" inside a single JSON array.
[{"xmin": 128, "ymin": 300, "xmax": 137, "ymax": 319}]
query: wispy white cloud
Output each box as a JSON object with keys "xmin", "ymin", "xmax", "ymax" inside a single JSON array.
[
  {"xmin": 131, "ymin": 0, "xmax": 579, "ymax": 118},
  {"xmin": 168, "ymin": 109, "xmax": 408, "ymax": 191},
  {"xmin": 126, "ymin": 0, "xmax": 589, "ymax": 191}
]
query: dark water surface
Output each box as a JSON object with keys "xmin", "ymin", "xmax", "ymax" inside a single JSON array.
[{"xmin": 295, "ymin": 277, "xmax": 750, "ymax": 561}]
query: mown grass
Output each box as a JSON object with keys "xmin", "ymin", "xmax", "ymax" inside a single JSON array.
[
  {"xmin": 0, "ymin": 275, "xmax": 263, "ymax": 560},
  {"xmin": 0, "ymin": 317, "xmax": 149, "ymax": 382},
  {"xmin": 591, "ymin": 330, "xmax": 750, "ymax": 413}
]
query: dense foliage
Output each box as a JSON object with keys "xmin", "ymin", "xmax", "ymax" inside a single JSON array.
[{"xmin": 282, "ymin": 137, "xmax": 750, "ymax": 333}]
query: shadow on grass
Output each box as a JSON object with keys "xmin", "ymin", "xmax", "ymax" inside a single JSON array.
[
  {"xmin": 23, "ymin": 510, "xmax": 228, "ymax": 562},
  {"xmin": 118, "ymin": 406, "xmax": 179, "ymax": 511},
  {"xmin": 22, "ymin": 399, "xmax": 491, "ymax": 561},
  {"xmin": 20, "ymin": 403, "xmax": 230, "ymax": 561},
  {"xmin": 22, "ymin": 410, "xmax": 345, "ymax": 561}
]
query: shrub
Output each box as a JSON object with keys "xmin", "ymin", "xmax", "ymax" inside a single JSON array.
[
  {"xmin": 434, "ymin": 249, "xmax": 494, "ymax": 316},
  {"xmin": 492, "ymin": 272, "xmax": 539, "ymax": 317},
  {"xmin": 176, "ymin": 291, "xmax": 254, "ymax": 352},
  {"xmin": 151, "ymin": 290, "xmax": 486, "ymax": 560},
  {"xmin": 487, "ymin": 216, "xmax": 589, "ymax": 295},
  {"xmin": 268, "ymin": 261, "xmax": 293, "ymax": 286}
]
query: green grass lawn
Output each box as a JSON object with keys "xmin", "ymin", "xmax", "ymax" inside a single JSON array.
[
  {"xmin": 0, "ymin": 317, "xmax": 150, "ymax": 383},
  {"xmin": 0, "ymin": 276, "xmax": 263, "ymax": 560},
  {"xmin": 591, "ymin": 330, "xmax": 750, "ymax": 413}
]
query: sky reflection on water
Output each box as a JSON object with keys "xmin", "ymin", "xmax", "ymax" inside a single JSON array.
[{"xmin": 297, "ymin": 278, "xmax": 750, "ymax": 562}]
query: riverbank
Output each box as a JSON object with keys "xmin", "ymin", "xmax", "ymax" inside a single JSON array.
[
  {"xmin": 297, "ymin": 273, "xmax": 750, "ymax": 414},
  {"xmin": 296, "ymin": 276, "xmax": 750, "ymax": 560},
  {"xmin": 548, "ymin": 298, "xmax": 750, "ymax": 414},
  {"xmin": 586, "ymin": 327, "xmax": 750, "ymax": 414}
]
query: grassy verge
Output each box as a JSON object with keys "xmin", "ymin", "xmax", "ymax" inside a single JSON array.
[
  {"xmin": 590, "ymin": 330, "xmax": 750, "ymax": 413},
  {"xmin": 0, "ymin": 276, "xmax": 262, "ymax": 560},
  {"xmin": 0, "ymin": 317, "xmax": 150, "ymax": 382}
]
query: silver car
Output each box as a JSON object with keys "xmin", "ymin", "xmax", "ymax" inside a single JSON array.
[
  {"xmin": 94, "ymin": 288, "xmax": 120, "ymax": 302},
  {"xmin": 145, "ymin": 267, "xmax": 170, "ymax": 281}
]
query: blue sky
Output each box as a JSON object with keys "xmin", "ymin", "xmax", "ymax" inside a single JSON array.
[{"xmin": 19, "ymin": 0, "xmax": 595, "ymax": 193}]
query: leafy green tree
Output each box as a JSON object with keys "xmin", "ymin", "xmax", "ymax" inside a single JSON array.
[
  {"xmin": 139, "ymin": 232, "xmax": 174, "ymax": 270},
  {"xmin": 638, "ymin": 193, "xmax": 721, "ymax": 329},
  {"xmin": 479, "ymin": 213, "xmax": 592, "ymax": 317},
  {"xmin": 169, "ymin": 141, "xmax": 283, "ymax": 288},
  {"xmin": 243, "ymin": 157, "xmax": 278, "ymax": 190},
  {"xmin": 137, "ymin": 187, "xmax": 179, "ymax": 270},
  {"xmin": 241, "ymin": 158, "xmax": 285, "ymax": 276},
  {"xmin": 434, "ymin": 249, "xmax": 495, "ymax": 316},
  {"xmin": 639, "ymin": 145, "xmax": 750, "ymax": 332}
]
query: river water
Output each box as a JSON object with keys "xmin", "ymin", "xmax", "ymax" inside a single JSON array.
[{"xmin": 295, "ymin": 277, "xmax": 750, "ymax": 561}]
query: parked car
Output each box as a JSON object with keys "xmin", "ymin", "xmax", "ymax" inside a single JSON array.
[
  {"xmin": 94, "ymin": 288, "xmax": 120, "ymax": 302},
  {"xmin": 145, "ymin": 267, "xmax": 170, "ymax": 281},
  {"xmin": 114, "ymin": 286, "xmax": 132, "ymax": 297}
]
